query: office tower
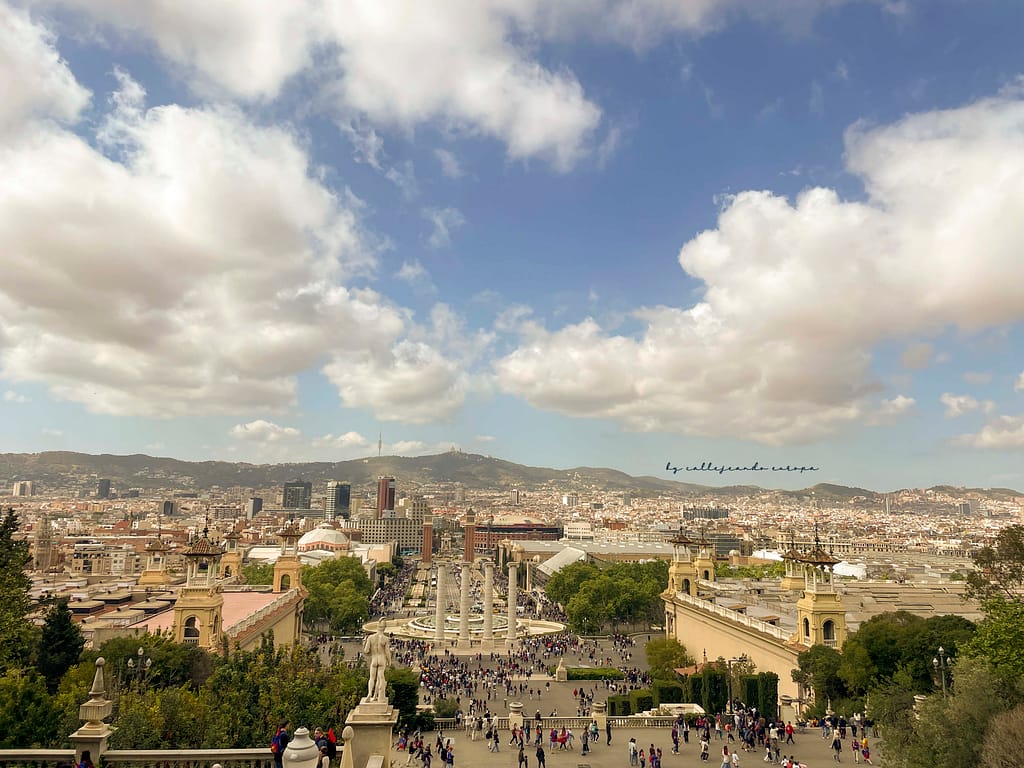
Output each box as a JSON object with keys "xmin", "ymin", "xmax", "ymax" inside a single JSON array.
[
  {"xmin": 509, "ymin": 488, "xmax": 521, "ymax": 505},
  {"xmin": 282, "ymin": 481, "xmax": 312, "ymax": 509},
  {"xmin": 162, "ymin": 500, "xmax": 178, "ymax": 517},
  {"xmin": 326, "ymin": 481, "xmax": 351, "ymax": 521},
  {"xmin": 96, "ymin": 479, "xmax": 111, "ymax": 499},
  {"xmin": 376, "ymin": 476, "xmax": 396, "ymax": 518},
  {"xmin": 562, "ymin": 492, "xmax": 579, "ymax": 508},
  {"xmin": 246, "ymin": 497, "xmax": 263, "ymax": 518},
  {"xmin": 12, "ymin": 480, "xmax": 35, "ymax": 496}
]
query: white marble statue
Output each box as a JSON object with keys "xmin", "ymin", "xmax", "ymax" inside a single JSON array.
[{"xmin": 363, "ymin": 620, "xmax": 392, "ymax": 701}]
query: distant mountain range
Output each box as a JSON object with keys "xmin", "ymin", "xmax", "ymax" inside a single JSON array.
[{"xmin": 0, "ymin": 450, "xmax": 1020, "ymax": 501}]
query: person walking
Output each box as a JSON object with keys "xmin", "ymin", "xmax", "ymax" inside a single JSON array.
[
  {"xmin": 830, "ymin": 730, "xmax": 842, "ymax": 762},
  {"xmin": 721, "ymin": 745, "xmax": 732, "ymax": 768},
  {"xmin": 536, "ymin": 745, "xmax": 546, "ymax": 768}
]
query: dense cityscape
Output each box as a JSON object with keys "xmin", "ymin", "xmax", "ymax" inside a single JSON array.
[{"xmin": 4, "ymin": 1, "xmax": 1024, "ymax": 767}]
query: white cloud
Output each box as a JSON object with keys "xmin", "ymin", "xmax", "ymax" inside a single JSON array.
[
  {"xmin": 940, "ymin": 393, "xmax": 994, "ymax": 419},
  {"xmin": 1015, "ymin": 372, "xmax": 1024, "ymax": 391},
  {"xmin": 900, "ymin": 342, "xmax": 933, "ymax": 369},
  {"xmin": 496, "ymin": 88, "xmax": 1024, "ymax": 443},
  {"xmin": 955, "ymin": 415, "xmax": 1024, "ymax": 450},
  {"xmin": 339, "ymin": 120, "xmax": 385, "ymax": 170},
  {"xmin": 226, "ymin": 424, "xmax": 440, "ymax": 460},
  {"xmin": 40, "ymin": 1, "xmax": 861, "ymax": 170},
  {"xmin": 0, "ymin": 73, "xmax": 466, "ymax": 422},
  {"xmin": 866, "ymin": 395, "xmax": 915, "ymax": 425},
  {"xmin": 3, "ymin": 390, "xmax": 29, "ymax": 404},
  {"xmin": 395, "ymin": 260, "xmax": 436, "ymax": 294},
  {"xmin": 0, "ymin": 3, "xmax": 90, "ymax": 135},
  {"xmin": 41, "ymin": 0, "xmax": 317, "ymax": 101},
  {"xmin": 41, "ymin": 428, "xmax": 63, "ymax": 437},
  {"xmin": 312, "ymin": 431, "xmax": 370, "ymax": 450},
  {"xmin": 476, "ymin": 434, "xmax": 497, "ymax": 443},
  {"xmin": 424, "ymin": 207, "xmax": 466, "ymax": 249},
  {"xmin": 435, "ymin": 149, "xmax": 464, "ymax": 179},
  {"xmin": 389, "ymin": 440, "xmax": 427, "ymax": 454},
  {"xmin": 963, "ymin": 371, "xmax": 992, "ymax": 385},
  {"xmin": 229, "ymin": 419, "xmax": 301, "ymax": 442}
]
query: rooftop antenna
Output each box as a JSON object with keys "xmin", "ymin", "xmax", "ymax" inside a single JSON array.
[{"xmin": 378, "ymin": 432, "xmax": 382, "ymax": 457}]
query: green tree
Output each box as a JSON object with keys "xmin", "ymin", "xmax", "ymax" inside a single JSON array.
[
  {"xmin": 386, "ymin": 667, "xmax": 421, "ymax": 727},
  {"xmin": 966, "ymin": 524, "xmax": 1024, "ymax": 602},
  {"xmin": 878, "ymin": 656, "xmax": 1021, "ymax": 768},
  {"xmin": 242, "ymin": 562, "xmax": 275, "ymax": 585},
  {"xmin": 646, "ymin": 637, "xmax": 694, "ymax": 681},
  {"xmin": 962, "ymin": 597, "xmax": 1024, "ymax": 679},
  {"xmin": 545, "ymin": 562, "xmax": 600, "ymax": 606},
  {"xmin": 0, "ymin": 668, "xmax": 59, "ymax": 747},
  {"xmin": 837, "ymin": 612, "xmax": 975, "ymax": 696},
  {"xmin": 36, "ymin": 599, "xmax": 85, "ymax": 693},
  {"xmin": 0, "ymin": 508, "xmax": 35, "ymax": 673},
  {"xmin": 792, "ymin": 644, "xmax": 846, "ymax": 711},
  {"xmin": 302, "ymin": 558, "xmax": 374, "ymax": 634}
]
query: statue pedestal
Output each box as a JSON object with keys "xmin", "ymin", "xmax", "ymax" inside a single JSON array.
[{"xmin": 344, "ymin": 698, "xmax": 399, "ymax": 768}]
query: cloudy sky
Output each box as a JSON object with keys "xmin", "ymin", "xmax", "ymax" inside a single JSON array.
[{"xmin": 2, "ymin": 0, "xmax": 1024, "ymax": 491}]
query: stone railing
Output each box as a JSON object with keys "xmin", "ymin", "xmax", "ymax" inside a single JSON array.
[
  {"xmin": 230, "ymin": 592, "xmax": 296, "ymax": 635},
  {"xmin": 671, "ymin": 591, "xmax": 790, "ymax": 642},
  {"xmin": 490, "ymin": 715, "xmax": 674, "ymax": 731},
  {"xmin": 0, "ymin": 748, "xmax": 76, "ymax": 767},
  {"xmin": 102, "ymin": 748, "xmax": 274, "ymax": 768}
]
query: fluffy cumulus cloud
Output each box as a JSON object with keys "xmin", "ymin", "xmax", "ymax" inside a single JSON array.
[
  {"xmin": 0, "ymin": 3, "xmax": 90, "ymax": 135},
  {"xmin": 228, "ymin": 422, "xmax": 441, "ymax": 460},
  {"xmin": 36, "ymin": 0, "xmax": 862, "ymax": 169},
  {"xmin": 0, "ymin": 56, "xmax": 467, "ymax": 421},
  {"xmin": 496, "ymin": 88, "xmax": 1024, "ymax": 443},
  {"xmin": 955, "ymin": 416, "xmax": 1024, "ymax": 450},
  {"xmin": 230, "ymin": 419, "xmax": 301, "ymax": 442},
  {"xmin": 940, "ymin": 393, "xmax": 994, "ymax": 419}
]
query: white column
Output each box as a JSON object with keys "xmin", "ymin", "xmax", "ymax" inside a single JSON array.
[
  {"xmin": 483, "ymin": 561, "xmax": 494, "ymax": 644},
  {"xmin": 505, "ymin": 562, "xmax": 518, "ymax": 649},
  {"xmin": 434, "ymin": 564, "xmax": 447, "ymax": 644},
  {"xmin": 458, "ymin": 564, "xmax": 471, "ymax": 649}
]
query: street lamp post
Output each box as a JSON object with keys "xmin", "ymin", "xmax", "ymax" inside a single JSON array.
[
  {"xmin": 126, "ymin": 647, "xmax": 152, "ymax": 692},
  {"xmin": 932, "ymin": 646, "xmax": 949, "ymax": 697}
]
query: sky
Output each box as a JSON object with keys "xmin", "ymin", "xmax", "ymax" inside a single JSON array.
[{"xmin": 2, "ymin": 0, "xmax": 1024, "ymax": 492}]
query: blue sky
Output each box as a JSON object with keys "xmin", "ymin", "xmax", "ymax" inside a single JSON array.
[{"xmin": 2, "ymin": 0, "xmax": 1024, "ymax": 492}]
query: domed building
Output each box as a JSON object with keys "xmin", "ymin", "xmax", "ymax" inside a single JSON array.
[{"xmin": 297, "ymin": 523, "xmax": 351, "ymax": 554}]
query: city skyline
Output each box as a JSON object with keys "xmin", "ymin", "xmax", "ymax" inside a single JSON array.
[{"xmin": 2, "ymin": 2, "xmax": 1024, "ymax": 491}]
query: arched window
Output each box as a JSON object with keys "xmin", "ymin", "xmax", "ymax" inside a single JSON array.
[
  {"xmin": 683, "ymin": 578, "xmax": 691, "ymax": 594},
  {"xmin": 279, "ymin": 574, "xmax": 291, "ymax": 591},
  {"xmin": 803, "ymin": 617, "xmax": 810, "ymax": 638},
  {"xmin": 702, "ymin": 570, "xmax": 710, "ymax": 580},
  {"xmin": 823, "ymin": 619, "xmax": 835, "ymax": 641},
  {"xmin": 223, "ymin": 565, "xmax": 232, "ymax": 577},
  {"xmin": 184, "ymin": 616, "xmax": 200, "ymax": 642}
]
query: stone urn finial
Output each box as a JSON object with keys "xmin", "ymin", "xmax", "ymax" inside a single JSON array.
[
  {"xmin": 284, "ymin": 726, "xmax": 319, "ymax": 768},
  {"xmin": 79, "ymin": 658, "xmax": 112, "ymax": 728}
]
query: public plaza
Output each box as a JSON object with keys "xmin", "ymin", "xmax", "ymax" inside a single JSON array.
[{"xmin": 335, "ymin": 631, "xmax": 886, "ymax": 768}]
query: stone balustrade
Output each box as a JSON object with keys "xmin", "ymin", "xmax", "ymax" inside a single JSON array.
[{"xmin": 671, "ymin": 591, "xmax": 790, "ymax": 641}]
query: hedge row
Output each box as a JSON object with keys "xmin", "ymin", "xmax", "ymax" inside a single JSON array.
[{"xmin": 546, "ymin": 666, "xmax": 625, "ymax": 680}]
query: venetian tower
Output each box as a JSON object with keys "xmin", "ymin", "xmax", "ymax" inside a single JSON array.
[
  {"xmin": 172, "ymin": 527, "xmax": 224, "ymax": 647},
  {"xmin": 220, "ymin": 529, "xmax": 243, "ymax": 581},
  {"xmin": 794, "ymin": 531, "xmax": 847, "ymax": 649},
  {"xmin": 665, "ymin": 533, "xmax": 696, "ymax": 597},
  {"xmin": 274, "ymin": 519, "xmax": 303, "ymax": 593},
  {"xmin": 138, "ymin": 537, "xmax": 173, "ymax": 586}
]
